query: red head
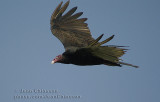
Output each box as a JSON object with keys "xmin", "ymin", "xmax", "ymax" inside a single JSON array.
[{"xmin": 51, "ymin": 55, "xmax": 63, "ymax": 64}]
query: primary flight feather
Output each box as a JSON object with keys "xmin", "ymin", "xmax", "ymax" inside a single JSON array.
[{"xmin": 50, "ymin": 0, "xmax": 138, "ymax": 68}]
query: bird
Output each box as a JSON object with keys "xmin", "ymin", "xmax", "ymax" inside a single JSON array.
[{"xmin": 50, "ymin": 0, "xmax": 139, "ymax": 68}]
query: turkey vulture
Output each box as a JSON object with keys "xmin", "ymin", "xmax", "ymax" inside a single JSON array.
[{"xmin": 50, "ymin": 0, "xmax": 138, "ymax": 68}]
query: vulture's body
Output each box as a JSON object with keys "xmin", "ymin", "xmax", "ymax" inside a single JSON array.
[{"xmin": 50, "ymin": 1, "xmax": 138, "ymax": 68}]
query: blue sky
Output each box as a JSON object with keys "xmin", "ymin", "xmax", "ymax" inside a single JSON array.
[{"xmin": 0, "ymin": 0, "xmax": 160, "ymax": 102}]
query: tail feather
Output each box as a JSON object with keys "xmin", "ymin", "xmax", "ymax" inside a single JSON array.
[
  {"xmin": 89, "ymin": 46, "xmax": 138, "ymax": 68},
  {"xmin": 86, "ymin": 34, "xmax": 138, "ymax": 68},
  {"xmin": 118, "ymin": 61, "xmax": 139, "ymax": 68},
  {"xmin": 90, "ymin": 46, "xmax": 126, "ymax": 62},
  {"xmin": 104, "ymin": 60, "xmax": 121, "ymax": 67}
]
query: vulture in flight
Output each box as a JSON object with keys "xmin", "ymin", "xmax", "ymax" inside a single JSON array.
[{"xmin": 50, "ymin": 0, "xmax": 138, "ymax": 68}]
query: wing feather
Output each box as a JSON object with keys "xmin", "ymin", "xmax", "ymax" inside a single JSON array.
[
  {"xmin": 61, "ymin": 7, "xmax": 77, "ymax": 20},
  {"xmin": 50, "ymin": 1, "xmax": 94, "ymax": 50},
  {"xmin": 50, "ymin": 2, "xmax": 63, "ymax": 25},
  {"xmin": 66, "ymin": 12, "xmax": 83, "ymax": 20}
]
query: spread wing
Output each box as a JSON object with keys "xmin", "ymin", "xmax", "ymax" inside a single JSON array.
[{"xmin": 50, "ymin": 1, "xmax": 95, "ymax": 50}]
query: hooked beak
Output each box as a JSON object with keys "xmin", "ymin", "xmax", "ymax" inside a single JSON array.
[{"xmin": 51, "ymin": 60, "xmax": 55, "ymax": 64}]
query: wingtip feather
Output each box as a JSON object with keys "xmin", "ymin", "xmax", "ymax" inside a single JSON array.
[
  {"xmin": 51, "ymin": 1, "xmax": 63, "ymax": 19},
  {"xmin": 89, "ymin": 34, "xmax": 104, "ymax": 47},
  {"xmin": 59, "ymin": 0, "xmax": 70, "ymax": 14}
]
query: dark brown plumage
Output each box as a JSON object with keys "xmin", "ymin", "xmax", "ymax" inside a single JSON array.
[{"xmin": 50, "ymin": 0, "xmax": 138, "ymax": 68}]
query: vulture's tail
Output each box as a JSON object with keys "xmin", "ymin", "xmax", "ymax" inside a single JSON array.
[
  {"xmin": 89, "ymin": 46, "xmax": 138, "ymax": 68},
  {"xmin": 87, "ymin": 34, "xmax": 138, "ymax": 68},
  {"xmin": 118, "ymin": 61, "xmax": 139, "ymax": 68}
]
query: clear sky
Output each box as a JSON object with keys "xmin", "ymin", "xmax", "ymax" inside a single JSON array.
[{"xmin": 0, "ymin": 0, "xmax": 160, "ymax": 102}]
